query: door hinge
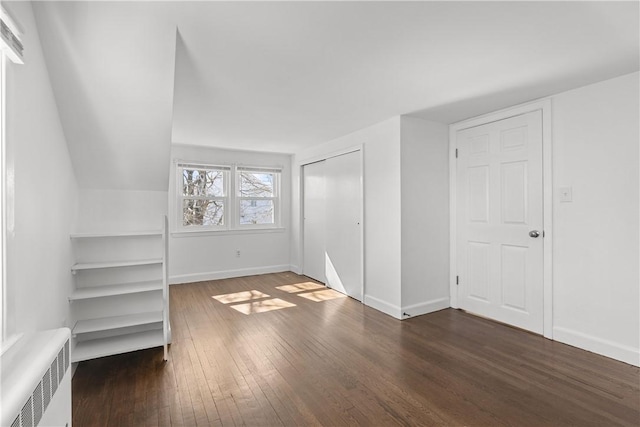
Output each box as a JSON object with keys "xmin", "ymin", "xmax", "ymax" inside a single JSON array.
[
  {"xmin": 455, "ymin": 148, "xmax": 458, "ymax": 158},
  {"xmin": 456, "ymin": 275, "xmax": 459, "ymax": 285}
]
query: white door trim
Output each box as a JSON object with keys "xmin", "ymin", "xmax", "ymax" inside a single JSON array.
[
  {"xmin": 449, "ymin": 99, "xmax": 553, "ymax": 339},
  {"xmin": 297, "ymin": 144, "xmax": 365, "ymax": 301}
]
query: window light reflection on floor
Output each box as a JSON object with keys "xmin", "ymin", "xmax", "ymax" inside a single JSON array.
[
  {"xmin": 212, "ymin": 290, "xmax": 270, "ymax": 304},
  {"xmin": 230, "ymin": 298, "xmax": 296, "ymax": 315},
  {"xmin": 275, "ymin": 282, "xmax": 325, "ymax": 293},
  {"xmin": 297, "ymin": 289, "xmax": 347, "ymax": 302}
]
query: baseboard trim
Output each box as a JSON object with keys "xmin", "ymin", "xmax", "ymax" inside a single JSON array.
[
  {"xmin": 553, "ymin": 326, "xmax": 640, "ymax": 367},
  {"xmin": 170, "ymin": 265, "xmax": 292, "ymax": 284},
  {"xmin": 289, "ymin": 265, "xmax": 302, "ymax": 275},
  {"xmin": 364, "ymin": 295, "xmax": 402, "ymax": 319},
  {"xmin": 401, "ymin": 297, "xmax": 450, "ymax": 319}
]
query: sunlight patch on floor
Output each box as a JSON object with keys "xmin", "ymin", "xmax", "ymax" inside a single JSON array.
[
  {"xmin": 297, "ymin": 289, "xmax": 347, "ymax": 302},
  {"xmin": 230, "ymin": 298, "xmax": 297, "ymax": 315},
  {"xmin": 212, "ymin": 290, "xmax": 270, "ymax": 304},
  {"xmin": 276, "ymin": 282, "xmax": 325, "ymax": 293}
]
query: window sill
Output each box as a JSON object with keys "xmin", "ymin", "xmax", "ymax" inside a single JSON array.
[
  {"xmin": 0, "ymin": 333, "xmax": 24, "ymax": 357},
  {"xmin": 171, "ymin": 227, "xmax": 286, "ymax": 238}
]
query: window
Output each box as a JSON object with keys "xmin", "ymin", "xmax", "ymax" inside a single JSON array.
[
  {"xmin": 237, "ymin": 167, "xmax": 279, "ymax": 226},
  {"xmin": 0, "ymin": 6, "xmax": 23, "ymax": 347},
  {"xmin": 176, "ymin": 163, "xmax": 281, "ymax": 232},
  {"xmin": 179, "ymin": 164, "xmax": 230, "ymax": 230},
  {"xmin": 0, "ymin": 45, "xmax": 5, "ymax": 345}
]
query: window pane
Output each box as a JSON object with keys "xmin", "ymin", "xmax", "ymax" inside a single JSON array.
[
  {"xmin": 183, "ymin": 169, "xmax": 224, "ymax": 197},
  {"xmin": 183, "ymin": 199, "xmax": 224, "ymax": 226},
  {"xmin": 239, "ymin": 172, "xmax": 274, "ymax": 197},
  {"xmin": 240, "ymin": 200, "xmax": 274, "ymax": 225}
]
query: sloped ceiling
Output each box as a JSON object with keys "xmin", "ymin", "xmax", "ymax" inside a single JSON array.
[
  {"xmin": 33, "ymin": 1, "xmax": 177, "ymax": 190},
  {"xmin": 33, "ymin": 1, "xmax": 639, "ymax": 190}
]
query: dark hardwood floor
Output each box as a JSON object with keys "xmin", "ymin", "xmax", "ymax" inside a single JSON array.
[{"xmin": 72, "ymin": 272, "xmax": 640, "ymax": 426}]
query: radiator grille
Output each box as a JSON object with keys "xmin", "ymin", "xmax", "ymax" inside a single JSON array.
[
  {"xmin": 57, "ymin": 349, "xmax": 64, "ymax": 383},
  {"xmin": 42, "ymin": 369, "xmax": 51, "ymax": 410},
  {"xmin": 33, "ymin": 382, "xmax": 43, "ymax": 425},
  {"xmin": 64, "ymin": 340, "xmax": 70, "ymax": 370},
  {"xmin": 9, "ymin": 338, "xmax": 70, "ymax": 427},
  {"xmin": 50, "ymin": 359, "xmax": 58, "ymax": 396},
  {"xmin": 20, "ymin": 397, "xmax": 32, "ymax": 427}
]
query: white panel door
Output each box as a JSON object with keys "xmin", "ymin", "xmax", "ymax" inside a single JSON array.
[
  {"xmin": 456, "ymin": 111, "xmax": 543, "ymax": 333},
  {"xmin": 324, "ymin": 150, "xmax": 362, "ymax": 301},
  {"xmin": 303, "ymin": 160, "xmax": 326, "ymax": 283}
]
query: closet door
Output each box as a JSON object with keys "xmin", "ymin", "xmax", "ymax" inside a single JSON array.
[
  {"xmin": 302, "ymin": 160, "xmax": 326, "ymax": 283},
  {"xmin": 324, "ymin": 150, "xmax": 362, "ymax": 301}
]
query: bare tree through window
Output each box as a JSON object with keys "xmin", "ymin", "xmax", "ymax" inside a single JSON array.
[
  {"xmin": 239, "ymin": 172, "xmax": 275, "ymax": 225},
  {"xmin": 178, "ymin": 164, "xmax": 280, "ymax": 229},
  {"xmin": 182, "ymin": 169, "xmax": 225, "ymax": 226}
]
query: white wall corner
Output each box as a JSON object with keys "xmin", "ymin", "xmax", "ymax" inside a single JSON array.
[
  {"xmin": 553, "ymin": 326, "xmax": 640, "ymax": 367},
  {"xmin": 364, "ymin": 295, "xmax": 402, "ymax": 320},
  {"xmin": 401, "ymin": 297, "xmax": 450, "ymax": 319},
  {"xmin": 289, "ymin": 265, "xmax": 302, "ymax": 275},
  {"xmin": 170, "ymin": 265, "xmax": 292, "ymax": 285}
]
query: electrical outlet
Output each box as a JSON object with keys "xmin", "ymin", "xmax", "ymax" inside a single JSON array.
[{"xmin": 236, "ymin": 250, "xmax": 241, "ymax": 257}]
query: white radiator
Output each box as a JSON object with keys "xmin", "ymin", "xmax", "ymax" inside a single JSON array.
[{"xmin": 0, "ymin": 328, "xmax": 71, "ymax": 427}]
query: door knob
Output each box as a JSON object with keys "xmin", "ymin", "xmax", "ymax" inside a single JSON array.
[{"xmin": 529, "ymin": 230, "xmax": 540, "ymax": 238}]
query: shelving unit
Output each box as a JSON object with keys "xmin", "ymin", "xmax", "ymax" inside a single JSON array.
[
  {"xmin": 70, "ymin": 230, "xmax": 163, "ymax": 238},
  {"xmin": 71, "ymin": 330, "xmax": 165, "ymax": 363},
  {"xmin": 72, "ymin": 311, "xmax": 163, "ymax": 335},
  {"xmin": 71, "ymin": 258, "xmax": 162, "ymax": 272},
  {"xmin": 69, "ymin": 217, "xmax": 170, "ymax": 363},
  {"xmin": 69, "ymin": 280, "xmax": 163, "ymax": 301}
]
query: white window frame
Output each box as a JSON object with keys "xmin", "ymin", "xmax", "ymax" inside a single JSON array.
[
  {"xmin": 0, "ymin": 49, "xmax": 5, "ymax": 346},
  {"xmin": 236, "ymin": 166, "xmax": 281, "ymax": 229},
  {"xmin": 175, "ymin": 162, "xmax": 282, "ymax": 233},
  {"xmin": 177, "ymin": 163, "xmax": 230, "ymax": 232},
  {"xmin": 0, "ymin": 5, "xmax": 23, "ymax": 350}
]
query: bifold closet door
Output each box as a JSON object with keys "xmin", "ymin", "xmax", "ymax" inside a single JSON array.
[
  {"xmin": 324, "ymin": 150, "xmax": 363, "ymax": 301},
  {"xmin": 303, "ymin": 160, "xmax": 326, "ymax": 283}
]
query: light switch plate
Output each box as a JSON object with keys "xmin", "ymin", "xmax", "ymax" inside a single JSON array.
[{"xmin": 559, "ymin": 186, "xmax": 573, "ymax": 202}]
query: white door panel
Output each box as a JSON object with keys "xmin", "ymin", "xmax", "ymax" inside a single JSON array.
[
  {"xmin": 303, "ymin": 161, "xmax": 326, "ymax": 283},
  {"xmin": 302, "ymin": 151, "xmax": 363, "ymax": 301},
  {"xmin": 456, "ymin": 111, "xmax": 543, "ymax": 333},
  {"xmin": 325, "ymin": 151, "xmax": 362, "ymax": 301}
]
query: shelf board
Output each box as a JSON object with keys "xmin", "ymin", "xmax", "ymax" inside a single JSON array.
[
  {"xmin": 69, "ymin": 280, "xmax": 163, "ymax": 301},
  {"xmin": 72, "ymin": 311, "xmax": 163, "ymax": 335},
  {"xmin": 72, "ymin": 329, "xmax": 165, "ymax": 363},
  {"xmin": 71, "ymin": 258, "xmax": 163, "ymax": 272},
  {"xmin": 70, "ymin": 230, "xmax": 162, "ymax": 239}
]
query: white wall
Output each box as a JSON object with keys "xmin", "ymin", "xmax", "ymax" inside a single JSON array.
[
  {"xmin": 76, "ymin": 189, "xmax": 168, "ymax": 232},
  {"xmin": 292, "ymin": 117, "xmax": 403, "ymax": 317},
  {"xmin": 32, "ymin": 1, "xmax": 176, "ymax": 192},
  {"xmin": 400, "ymin": 117, "xmax": 450, "ymax": 317},
  {"xmin": 169, "ymin": 144, "xmax": 291, "ymax": 283},
  {"xmin": 550, "ymin": 72, "xmax": 639, "ymax": 365},
  {"xmin": 3, "ymin": 2, "xmax": 79, "ymax": 336}
]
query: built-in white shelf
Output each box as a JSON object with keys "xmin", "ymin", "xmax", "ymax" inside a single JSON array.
[
  {"xmin": 72, "ymin": 329, "xmax": 165, "ymax": 363},
  {"xmin": 69, "ymin": 216, "xmax": 170, "ymax": 362},
  {"xmin": 71, "ymin": 258, "xmax": 162, "ymax": 272},
  {"xmin": 69, "ymin": 280, "xmax": 163, "ymax": 301},
  {"xmin": 70, "ymin": 230, "xmax": 162, "ymax": 239},
  {"xmin": 72, "ymin": 311, "xmax": 163, "ymax": 335}
]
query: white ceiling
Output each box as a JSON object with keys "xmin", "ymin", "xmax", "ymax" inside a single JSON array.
[{"xmin": 31, "ymin": 1, "xmax": 639, "ymax": 190}]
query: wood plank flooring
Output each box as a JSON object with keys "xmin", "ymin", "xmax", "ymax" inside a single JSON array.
[{"xmin": 72, "ymin": 272, "xmax": 640, "ymax": 426}]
